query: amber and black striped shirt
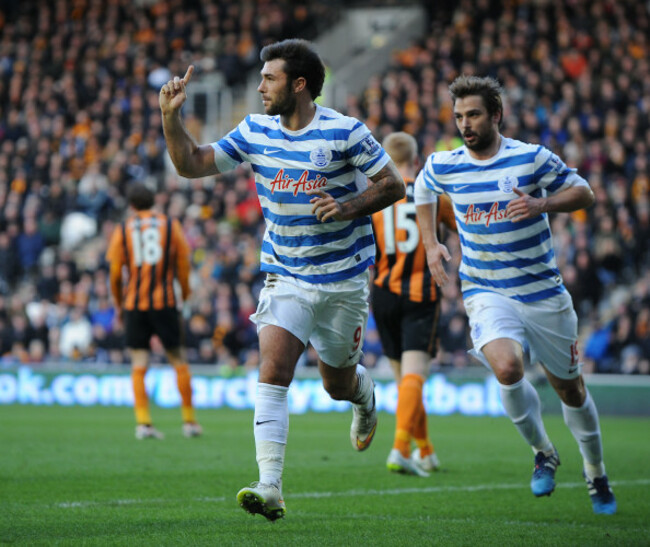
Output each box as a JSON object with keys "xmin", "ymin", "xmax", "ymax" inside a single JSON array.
[
  {"xmin": 372, "ymin": 179, "xmax": 456, "ymax": 302},
  {"xmin": 106, "ymin": 211, "xmax": 191, "ymax": 311}
]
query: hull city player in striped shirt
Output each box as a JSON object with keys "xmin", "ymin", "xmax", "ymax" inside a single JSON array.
[
  {"xmin": 371, "ymin": 132, "xmax": 456, "ymax": 477},
  {"xmin": 414, "ymin": 75, "xmax": 616, "ymax": 515},
  {"xmin": 106, "ymin": 182, "xmax": 202, "ymax": 441},
  {"xmin": 160, "ymin": 39, "xmax": 405, "ymax": 521}
]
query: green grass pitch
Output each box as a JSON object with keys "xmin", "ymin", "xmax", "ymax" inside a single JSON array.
[{"xmin": 1, "ymin": 405, "xmax": 648, "ymax": 546}]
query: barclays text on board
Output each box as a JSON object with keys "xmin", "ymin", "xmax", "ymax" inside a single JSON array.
[{"xmin": 0, "ymin": 367, "xmax": 505, "ymax": 416}]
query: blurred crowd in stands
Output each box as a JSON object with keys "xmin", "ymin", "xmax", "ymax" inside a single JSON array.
[{"xmin": 0, "ymin": 0, "xmax": 648, "ymax": 376}]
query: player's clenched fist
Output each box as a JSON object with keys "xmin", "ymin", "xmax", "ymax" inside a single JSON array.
[{"xmin": 159, "ymin": 65, "xmax": 194, "ymax": 115}]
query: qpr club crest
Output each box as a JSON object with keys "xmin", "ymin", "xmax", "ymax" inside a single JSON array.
[
  {"xmin": 498, "ymin": 175, "xmax": 519, "ymax": 193},
  {"xmin": 310, "ymin": 146, "xmax": 332, "ymax": 168}
]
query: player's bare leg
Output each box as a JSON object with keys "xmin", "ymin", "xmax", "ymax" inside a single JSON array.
[{"xmin": 319, "ymin": 360, "xmax": 377, "ymax": 452}]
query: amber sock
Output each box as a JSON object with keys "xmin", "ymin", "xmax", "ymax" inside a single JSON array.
[
  {"xmin": 415, "ymin": 438, "xmax": 435, "ymax": 458},
  {"xmin": 132, "ymin": 367, "xmax": 151, "ymax": 425},
  {"xmin": 393, "ymin": 374, "xmax": 425, "ymax": 456},
  {"xmin": 413, "ymin": 393, "xmax": 434, "ymax": 457},
  {"xmin": 175, "ymin": 364, "xmax": 196, "ymax": 423}
]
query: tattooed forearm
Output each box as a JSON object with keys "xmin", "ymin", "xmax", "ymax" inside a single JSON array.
[{"xmin": 339, "ymin": 162, "xmax": 405, "ymax": 220}]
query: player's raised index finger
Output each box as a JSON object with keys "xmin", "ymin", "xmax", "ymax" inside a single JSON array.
[
  {"xmin": 183, "ymin": 65, "xmax": 195, "ymax": 85},
  {"xmin": 512, "ymin": 187, "xmax": 525, "ymax": 196}
]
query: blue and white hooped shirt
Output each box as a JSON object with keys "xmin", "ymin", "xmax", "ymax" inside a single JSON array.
[
  {"xmin": 414, "ymin": 136, "xmax": 589, "ymax": 303},
  {"xmin": 211, "ymin": 105, "xmax": 389, "ymax": 284}
]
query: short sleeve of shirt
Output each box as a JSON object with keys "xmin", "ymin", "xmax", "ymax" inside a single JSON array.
[
  {"xmin": 346, "ymin": 122, "xmax": 389, "ymax": 177},
  {"xmin": 211, "ymin": 117, "xmax": 251, "ymax": 173},
  {"xmin": 414, "ymin": 171, "xmax": 436, "ymax": 205},
  {"xmin": 414, "ymin": 155, "xmax": 442, "ymax": 205},
  {"xmin": 535, "ymin": 146, "xmax": 589, "ymax": 195}
]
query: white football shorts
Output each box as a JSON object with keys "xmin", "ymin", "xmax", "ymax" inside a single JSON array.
[
  {"xmin": 250, "ymin": 272, "xmax": 370, "ymax": 368},
  {"xmin": 464, "ymin": 290, "xmax": 581, "ymax": 379}
]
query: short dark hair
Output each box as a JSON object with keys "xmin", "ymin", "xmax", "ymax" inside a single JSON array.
[
  {"xmin": 127, "ymin": 182, "xmax": 155, "ymax": 211},
  {"xmin": 260, "ymin": 39, "xmax": 325, "ymax": 100},
  {"xmin": 449, "ymin": 75, "xmax": 504, "ymax": 126}
]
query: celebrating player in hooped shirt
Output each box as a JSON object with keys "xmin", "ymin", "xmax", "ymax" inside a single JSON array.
[
  {"xmin": 415, "ymin": 75, "xmax": 616, "ymax": 515},
  {"xmin": 160, "ymin": 39, "xmax": 405, "ymax": 521}
]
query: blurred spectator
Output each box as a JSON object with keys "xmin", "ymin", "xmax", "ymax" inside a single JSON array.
[
  {"xmin": 438, "ymin": 313, "xmax": 470, "ymax": 369},
  {"xmin": 89, "ymin": 296, "xmax": 115, "ymax": 334},
  {"xmin": 572, "ymin": 249, "xmax": 603, "ymax": 315},
  {"xmin": 59, "ymin": 213, "xmax": 98, "ymax": 251},
  {"xmin": 58, "ymin": 307, "xmax": 93, "ymax": 360},
  {"xmin": 583, "ymin": 318, "xmax": 615, "ymax": 374},
  {"xmin": 16, "ymin": 218, "xmax": 45, "ymax": 275},
  {"xmin": 0, "ymin": 231, "xmax": 19, "ymax": 292},
  {"xmin": 27, "ymin": 339, "xmax": 47, "ymax": 364},
  {"xmin": 76, "ymin": 163, "xmax": 113, "ymax": 221}
]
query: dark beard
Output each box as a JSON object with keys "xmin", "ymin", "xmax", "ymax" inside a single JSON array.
[
  {"xmin": 266, "ymin": 84, "xmax": 296, "ymax": 117},
  {"xmin": 464, "ymin": 130, "xmax": 496, "ymax": 152}
]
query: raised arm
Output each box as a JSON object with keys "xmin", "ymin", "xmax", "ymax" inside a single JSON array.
[{"xmin": 160, "ymin": 65, "xmax": 220, "ymax": 179}]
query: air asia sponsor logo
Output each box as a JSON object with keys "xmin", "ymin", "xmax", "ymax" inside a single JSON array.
[
  {"xmin": 269, "ymin": 169, "xmax": 328, "ymax": 196},
  {"xmin": 464, "ymin": 202, "xmax": 508, "ymax": 226}
]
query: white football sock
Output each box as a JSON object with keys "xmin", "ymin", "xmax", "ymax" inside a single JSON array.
[
  {"xmin": 256, "ymin": 441, "xmax": 286, "ymax": 490},
  {"xmin": 351, "ymin": 364, "xmax": 374, "ymax": 410},
  {"xmin": 254, "ymin": 383, "xmax": 289, "ymax": 488},
  {"xmin": 500, "ymin": 378, "xmax": 554, "ymax": 455},
  {"xmin": 562, "ymin": 389, "xmax": 606, "ymax": 479}
]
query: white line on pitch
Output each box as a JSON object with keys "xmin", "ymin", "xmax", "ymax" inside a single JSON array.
[
  {"xmin": 290, "ymin": 478, "xmax": 650, "ymax": 499},
  {"xmin": 55, "ymin": 479, "xmax": 650, "ymax": 509}
]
